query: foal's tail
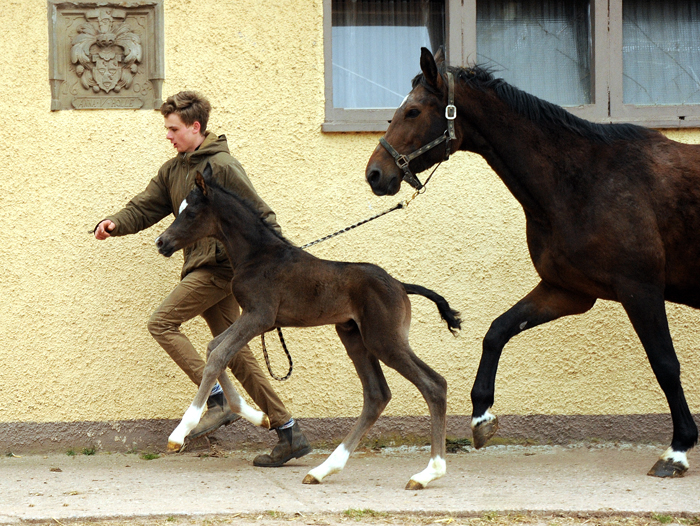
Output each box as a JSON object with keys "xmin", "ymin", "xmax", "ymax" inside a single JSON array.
[{"xmin": 403, "ymin": 283, "xmax": 462, "ymax": 336}]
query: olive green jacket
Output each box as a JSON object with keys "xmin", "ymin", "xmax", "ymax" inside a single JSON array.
[{"xmin": 103, "ymin": 132, "xmax": 280, "ymax": 279}]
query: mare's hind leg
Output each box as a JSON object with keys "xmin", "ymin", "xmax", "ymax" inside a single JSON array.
[
  {"xmin": 617, "ymin": 281, "xmax": 698, "ymax": 477},
  {"xmin": 167, "ymin": 315, "xmax": 271, "ymax": 450},
  {"xmin": 471, "ymin": 281, "xmax": 595, "ymax": 448},
  {"xmin": 303, "ymin": 321, "xmax": 392, "ymax": 485}
]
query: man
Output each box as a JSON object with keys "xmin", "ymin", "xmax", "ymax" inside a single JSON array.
[{"xmin": 94, "ymin": 91, "xmax": 311, "ymax": 467}]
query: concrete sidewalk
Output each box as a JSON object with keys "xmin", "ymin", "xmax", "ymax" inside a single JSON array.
[{"xmin": 1, "ymin": 443, "xmax": 698, "ymax": 524}]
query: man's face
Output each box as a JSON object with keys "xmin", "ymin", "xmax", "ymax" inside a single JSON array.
[{"xmin": 164, "ymin": 113, "xmax": 202, "ymax": 153}]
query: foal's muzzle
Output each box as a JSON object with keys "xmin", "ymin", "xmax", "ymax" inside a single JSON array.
[{"xmin": 155, "ymin": 235, "xmax": 175, "ymax": 257}]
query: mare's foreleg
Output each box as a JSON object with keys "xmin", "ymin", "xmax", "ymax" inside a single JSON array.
[
  {"xmin": 471, "ymin": 281, "xmax": 595, "ymax": 448},
  {"xmin": 167, "ymin": 316, "xmax": 270, "ymax": 451},
  {"xmin": 303, "ymin": 322, "xmax": 391, "ymax": 485},
  {"xmin": 617, "ymin": 281, "xmax": 698, "ymax": 477}
]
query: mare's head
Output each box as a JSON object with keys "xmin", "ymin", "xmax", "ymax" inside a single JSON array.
[
  {"xmin": 156, "ymin": 163, "xmax": 218, "ymax": 257},
  {"xmin": 366, "ymin": 47, "xmax": 457, "ymax": 196}
]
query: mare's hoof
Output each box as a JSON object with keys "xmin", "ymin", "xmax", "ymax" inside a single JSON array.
[
  {"xmin": 167, "ymin": 441, "xmax": 183, "ymax": 452},
  {"xmin": 472, "ymin": 416, "xmax": 499, "ymax": 449},
  {"xmin": 648, "ymin": 459, "xmax": 688, "ymax": 478},
  {"xmin": 405, "ymin": 479, "xmax": 425, "ymax": 491},
  {"xmin": 302, "ymin": 474, "xmax": 320, "ymax": 485}
]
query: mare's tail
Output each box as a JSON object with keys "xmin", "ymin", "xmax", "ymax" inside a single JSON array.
[{"xmin": 403, "ymin": 283, "xmax": 462, "ymax": 336}]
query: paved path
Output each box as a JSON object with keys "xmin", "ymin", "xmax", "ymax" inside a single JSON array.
[{"xmin": 1, "ymin": 444, "xmax": 698, "ymax": 523}]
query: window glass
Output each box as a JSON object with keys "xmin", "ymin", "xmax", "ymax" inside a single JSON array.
[
  {"xmin": 476, "ymin": 0, "xmax": 592, "ymax": 106},
  {"xmin": 622, "ymin": 0, "xmax": 700, "ymax": 105},
  {"xmin": 332, "ymin": 0, "xmax": 445, "ymax": 109}
]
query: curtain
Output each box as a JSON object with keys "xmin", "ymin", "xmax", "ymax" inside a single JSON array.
[
  {"xmin": 332, "ymin": 0, "xmax": 445, "ymax": 109},
  {"xmin": 476, "ymin": 0, "xmax": 592, "ymax": 106},
  {"xmin": 623, "ymin": 0, "xmax": 700, "ymax": 105}
]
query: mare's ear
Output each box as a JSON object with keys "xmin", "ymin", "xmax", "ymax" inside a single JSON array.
[
  {"xmin": 434, "ymin": 46, "xmax": 446, "ymax": 66},
  {"xmin": 195, "ymin": 171, "xmax": 209, "ymax": 196},
  {"xmin": 420, "ymin": 47, "xmax": 442, "ymax": 91}
]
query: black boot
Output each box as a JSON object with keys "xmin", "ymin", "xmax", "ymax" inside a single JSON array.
[
  {"xmin": 253, "ymin": 421, "xmax": 312, "ymax": 467},
  {"xmin": 187, "ymin": 393, "xmax": 241, "ymax": 441}
]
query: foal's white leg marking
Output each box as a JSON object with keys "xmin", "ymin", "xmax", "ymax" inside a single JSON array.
[
  {"xmin": 306, "ymin": 444, "xmax": 350, "ymax": 483},
  {"xmin": 168, "ymin": 403, "xmax": 205, "ymax": 450},
  {"xmin": 471, "ymin": 409, "xmax": 496, "ymax": 428},
  {"xmin": 178, "ymin": 199, "xmax": 188, "ymax": 214},
  {"xmin": 217, "ymin": 373, "xmax": 269, "ymax": 428},
  {"xmin": 661, "ymin": 447, "xmax": 689, "ymax": 467},
  {"xmin": 409, "ymin": 456, "xmax": 446, "ymax": 489}
]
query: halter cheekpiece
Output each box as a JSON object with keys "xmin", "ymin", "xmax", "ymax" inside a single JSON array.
[{"xmin": 379, "ymin": 71, "xmax": 457, "ymax": 190}]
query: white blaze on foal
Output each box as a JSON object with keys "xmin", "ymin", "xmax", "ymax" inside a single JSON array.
[{"xmin": 178, "ymin": 199, "xmax": 188, "ymax": 214}]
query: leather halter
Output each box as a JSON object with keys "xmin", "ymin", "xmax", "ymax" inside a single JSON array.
[{"xmin": 378, "ymin": 71, "xmax": 457, "ymax": 190}]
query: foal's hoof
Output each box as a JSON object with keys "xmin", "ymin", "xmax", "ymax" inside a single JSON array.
[
  {"xmin": 302, "ymin": 474, "xmax": 321, "ymax": 485},
  {"xmin": 405, "ymin": 479, "xmax": 425, "ymax": 491},
  {"xmin": 648, "ymin": 459, "xmax": 688, "ymax": 478},
  {"xmin": 472, "ymin": 416, "xmax": 499, "ymax": 449},
  {"xmin": 167, "ymin": 440, "xmax": 183, "ymax": 452}
]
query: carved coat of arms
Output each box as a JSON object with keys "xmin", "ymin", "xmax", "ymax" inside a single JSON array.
[{"xmin": 70, "ymin": 8, "xmax": 142, "ymax": 94}]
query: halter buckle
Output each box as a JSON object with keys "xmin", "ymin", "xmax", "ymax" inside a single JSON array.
[
  {"xmin": 396, "ymin": 155, "xmax": 410, "ymax": 170},
  {"xmin": 445, "ymin": 104, "xmax": 457, "ymax": 120}
]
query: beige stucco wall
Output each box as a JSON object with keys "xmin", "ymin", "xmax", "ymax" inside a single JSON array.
[{"xmin": 1, "ymin": 1, "xmax": 698, "ymax": 442}]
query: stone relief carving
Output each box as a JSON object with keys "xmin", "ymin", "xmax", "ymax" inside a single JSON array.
[
  {"xmin": 71, "ymin": 8, "xmax": 142, "ymax": 94},
  {"xmin": 48, "ymin": 1, "xmax": 164, "ymax": 111}
]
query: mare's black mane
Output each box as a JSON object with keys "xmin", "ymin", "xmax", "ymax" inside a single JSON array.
[
  {"xmin": 412, "ymin": 65, "xmax": 657, "ymax": 145},
  {"xmin": 203, "ymin": 177, "xmax": 295, "ymax": 247}
]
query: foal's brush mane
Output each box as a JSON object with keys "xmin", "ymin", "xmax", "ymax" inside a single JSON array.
[
  {"xmin": 413, "ymin": 64, "xmax": 658, "ymax": 145},
  {"xmin": 202, "ymin": 176, "xmax": 294, "ymax": 247}
]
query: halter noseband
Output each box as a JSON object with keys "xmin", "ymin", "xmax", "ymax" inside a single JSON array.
[{"xmin": 379, "ymin": 71, "xmax": 457, "ymax": 190}]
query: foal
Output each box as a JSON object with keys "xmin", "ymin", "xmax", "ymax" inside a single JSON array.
[{"xmin": 155, "ymin": 164, "xmax": 461, "ymax": 490}]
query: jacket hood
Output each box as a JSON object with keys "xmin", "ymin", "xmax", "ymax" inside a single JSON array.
[{"xmin": 179, "ymin": 132, "xmax": 231, "ymax": 162}]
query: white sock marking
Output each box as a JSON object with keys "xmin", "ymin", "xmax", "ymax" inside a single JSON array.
[
  {"xmin": 306, "ymin": 444, "xmax": 350, "ymax": 483},
  {"xmin": 169, "ymin": 403, "xmax": 205, "ymax": 446},
  {"xmin": 471, "ymin": 410, "xmax": 496, "ymax": 428},
  {"xmin": 661, "ymin": 447, "xmax": 689, "ymax": 467},
  {"xmin": 410, "ymin": 456, "xmax": 446, "ymax": 488}
]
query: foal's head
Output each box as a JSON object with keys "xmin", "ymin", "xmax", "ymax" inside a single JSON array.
[
  {"xmin": 155, "ymin": 164, "xmax": 218, "ymax": 258},
  {"xmin": 366, "ymin": 47, "xmax": 456, "ymax": 196}
]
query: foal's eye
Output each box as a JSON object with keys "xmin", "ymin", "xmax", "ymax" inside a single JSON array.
[{"xmin": 405, "ymin": 108, "xmax": 421, "ymax": 119}]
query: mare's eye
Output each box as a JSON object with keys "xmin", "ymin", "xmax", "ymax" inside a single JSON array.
[{"xmin": 405, "ymin": 108, "xmax": 421, "ymax": 119}]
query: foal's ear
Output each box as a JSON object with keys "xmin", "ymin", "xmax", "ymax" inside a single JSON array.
[
  {"xmin": 195, "ymin": 171, "xmax": 208, "ymax": 196},
  {"xmin": 420, "ymin": 47, "xmax": 442, "ymax": 90}
]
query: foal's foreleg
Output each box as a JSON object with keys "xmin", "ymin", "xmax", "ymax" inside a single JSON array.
[
  {"xmin": 471, "ymin": 281, "xmax": 595, "ymax": 448},
  {"xmin": 304, "ymin": 323, "xmax": 391, "ymax": 485},
  {"xmin": 167, "ymin": 317, "xmax": 270, "ymax": 451},
  {"xmin": 617, "ymin": 281, "xmax": 698, "ymax": 477}
]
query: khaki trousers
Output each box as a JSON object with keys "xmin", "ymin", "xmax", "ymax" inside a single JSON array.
[{"xmin": 147, "ymin": 267, "xmax": 291, "ymax": 428}]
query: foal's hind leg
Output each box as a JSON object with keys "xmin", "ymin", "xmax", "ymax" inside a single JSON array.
[
  {"xmin": 167, "ymin": 316, "xmax": 271, "ymax": 450},
  {"xmin": 374, "ymin": 342, "xmax": 448, "ymax": 490},
  {"xmin": 471, "ymin": 281, "xmax": 595, "ymax": 448},
  {"xmin": 303, "ymin": 322, "xmax": 392, "ymax": 485},
  {"xmin": 617, "ymin": 281, "xmax": 698, "ymax": 477}
]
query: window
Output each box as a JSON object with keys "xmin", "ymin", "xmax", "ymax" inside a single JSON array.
[
  {"xmin": 324, "ymin": 0, "xmax": 446, "ymax": 131},
  {"xmin": 323, "ymin": 0, "xmax": 700, "ymax": 132}
]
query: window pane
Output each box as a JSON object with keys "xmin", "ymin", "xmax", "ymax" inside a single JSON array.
[
  {"xmin": 623, "ymin": 0, "xmax": 700, "ymax": 105},
  {"xmin": 332, "ymin": 0, "xmax": 445, "ymax": 109},
  {"xmin": 476, "ymin": 0, "xmax": 591, "ymax": 106}
]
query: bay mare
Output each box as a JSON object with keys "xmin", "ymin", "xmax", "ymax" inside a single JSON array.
[
  {"xmin": 365, "ymin": 47, "xmax": 700, "ymax": 478},
  {"xmin": 155, "ymin": 165, "xmax": 461, "ymax": 490}
]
